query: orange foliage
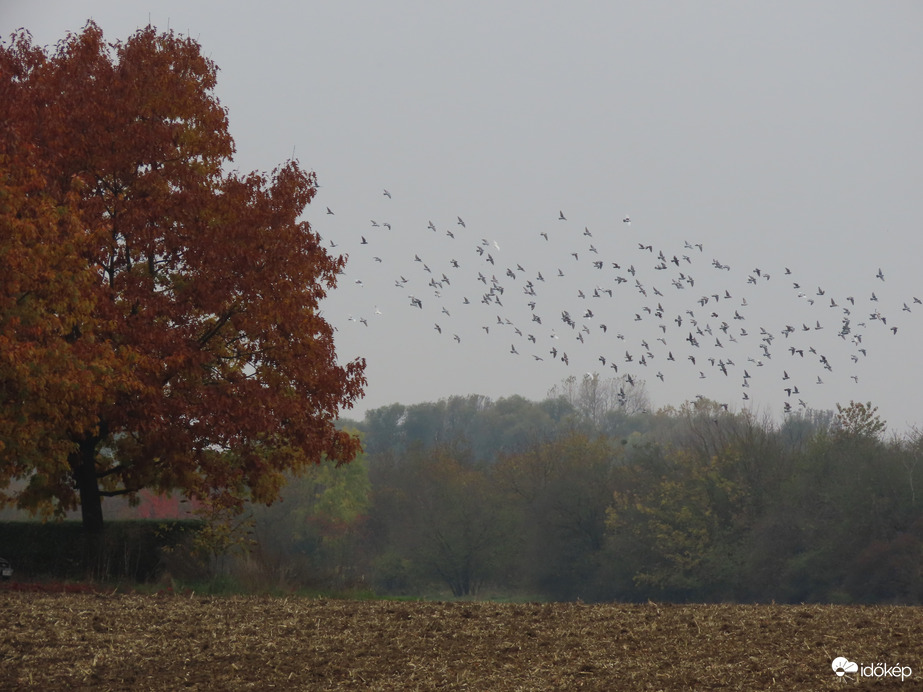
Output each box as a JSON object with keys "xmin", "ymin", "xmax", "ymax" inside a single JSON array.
[{"xmin": 0, "ymin": 23, "xmax": 365, "ymax": 530}]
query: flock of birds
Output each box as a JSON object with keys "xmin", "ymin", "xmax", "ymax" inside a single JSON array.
[{"xmin": 318, "ymin": 189, "xmax": 920, "ymax": 416}]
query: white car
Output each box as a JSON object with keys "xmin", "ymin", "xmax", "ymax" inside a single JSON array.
[{"xmin": 0, "ymin": 558, "xmax": 11, "ymax": 580}]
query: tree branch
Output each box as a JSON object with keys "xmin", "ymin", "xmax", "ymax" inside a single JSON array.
[
  {"xmin": 198, "ymin": 309, "xmax": 238, "ymax": 346},
  {"xmin": 95, "ymin": 464, "xmax": 126, "ymax": 479},
  {"xmin": 99, "ymin": 487, "xmax": 139, "ymax": 497}
]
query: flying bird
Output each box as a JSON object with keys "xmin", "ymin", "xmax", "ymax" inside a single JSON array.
[{"xmin": 338, "ymin": 187, "xmax": 918, "ymax": 420}]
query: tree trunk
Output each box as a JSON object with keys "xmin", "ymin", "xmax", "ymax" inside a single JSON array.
[{"xmin": 70, "ymin": 435, "xmax": 104, "ymax": 534}]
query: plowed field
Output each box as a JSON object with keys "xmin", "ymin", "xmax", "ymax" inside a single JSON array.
[{"xmin": 0, "ymin": 592, "xmax": 919, "ymax": 690}]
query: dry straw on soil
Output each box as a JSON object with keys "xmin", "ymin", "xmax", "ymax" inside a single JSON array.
[{"xmin": 0, "ymin": 592, "xmax": 919, "ymax": 690}]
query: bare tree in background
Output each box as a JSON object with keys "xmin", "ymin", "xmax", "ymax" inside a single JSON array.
[{"xmin": 548, "ymin": 373, "xmax": 649, "ymax": 427}]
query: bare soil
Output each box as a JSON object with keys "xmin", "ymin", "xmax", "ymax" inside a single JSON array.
[{"xmin": 0, "ymin": 590, "xmax": 919, "ymax": 690}]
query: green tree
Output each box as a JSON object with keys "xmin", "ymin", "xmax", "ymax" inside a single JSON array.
[
  {"xmin": 753, "ymin": 402, "xmax": 923, "ymax": 602},
  {"xmin": 605, "ymin": 444, "xmax": 746, "ymax": 601},
  {"xmin": 494, "ymin": 432, "xmax": 620, "ymax": 599},
  {"xmin": 469, "ymin": 395, "xmax": 562, "ymax": 459},
  {"xmin": 252, "ymin": 447, "xmax": 371, "ymax": 589},
  {"xmin": 359, "ymin": 403, "xmax": 406, "ymax": 456},
  {"xmin": 368, "ymin": 446, "xmax": 507, "ymax": 596}
]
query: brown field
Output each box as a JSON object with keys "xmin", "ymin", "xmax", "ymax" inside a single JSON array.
[{"xmin": 0, "ymin": 590, "xmax": 919, "ymax": 690}]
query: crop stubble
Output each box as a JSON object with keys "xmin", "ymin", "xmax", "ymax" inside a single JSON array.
[{"xmin": 0, "ymin": 593, "xmax": 919, "ymax": 690}]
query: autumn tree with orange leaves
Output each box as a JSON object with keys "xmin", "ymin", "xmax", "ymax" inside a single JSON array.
[{"xmin": 0, "ymin": 23, "xmax": 365, "ymax": 533}]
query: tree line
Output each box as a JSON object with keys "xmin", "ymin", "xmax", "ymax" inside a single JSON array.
[{"xmin": 246, "ymin": 377, "xmax": 923, "ymax": 604}]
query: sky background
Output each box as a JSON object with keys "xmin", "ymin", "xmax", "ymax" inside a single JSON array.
[{"xmin": 4, "ymin": 2, "xmax": 923, "ymax": 431}]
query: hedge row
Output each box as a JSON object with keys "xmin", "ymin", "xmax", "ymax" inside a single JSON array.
[{"xmin": 0, "ymin": 521, "xmax": 203, "ymax": 582}]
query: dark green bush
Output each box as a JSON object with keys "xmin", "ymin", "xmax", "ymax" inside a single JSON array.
[{"xmin": 0, "ymin": 520, "xmax": 203, "ymax": 582}]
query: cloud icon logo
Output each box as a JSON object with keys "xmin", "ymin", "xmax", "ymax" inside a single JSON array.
[{"xmin": 832, "ymin": 657, "xmax": 859, "ymax": 677}]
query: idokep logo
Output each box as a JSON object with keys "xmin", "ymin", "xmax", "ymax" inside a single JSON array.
[
  {"xmin": 832, "ymin": 656, "xmax": 912, "ymax": 681},
  {"xmin": 831, "ymin": 657, "xmax": 858, "ymax": 677}
]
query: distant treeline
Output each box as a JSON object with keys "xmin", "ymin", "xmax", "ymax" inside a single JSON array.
[{"xmin": 246, "ymin": 376, "xmax": 923, "ymax": 604}]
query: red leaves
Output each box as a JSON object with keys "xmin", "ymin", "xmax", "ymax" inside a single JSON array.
[{"xmin": 0, "ymin": 23, "xmax": 365, "ymax": 523}]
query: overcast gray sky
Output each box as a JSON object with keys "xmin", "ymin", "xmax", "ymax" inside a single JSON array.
[{"xmin": 5, "ymin": 2, "xmax": 923, "ymax": 430}]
